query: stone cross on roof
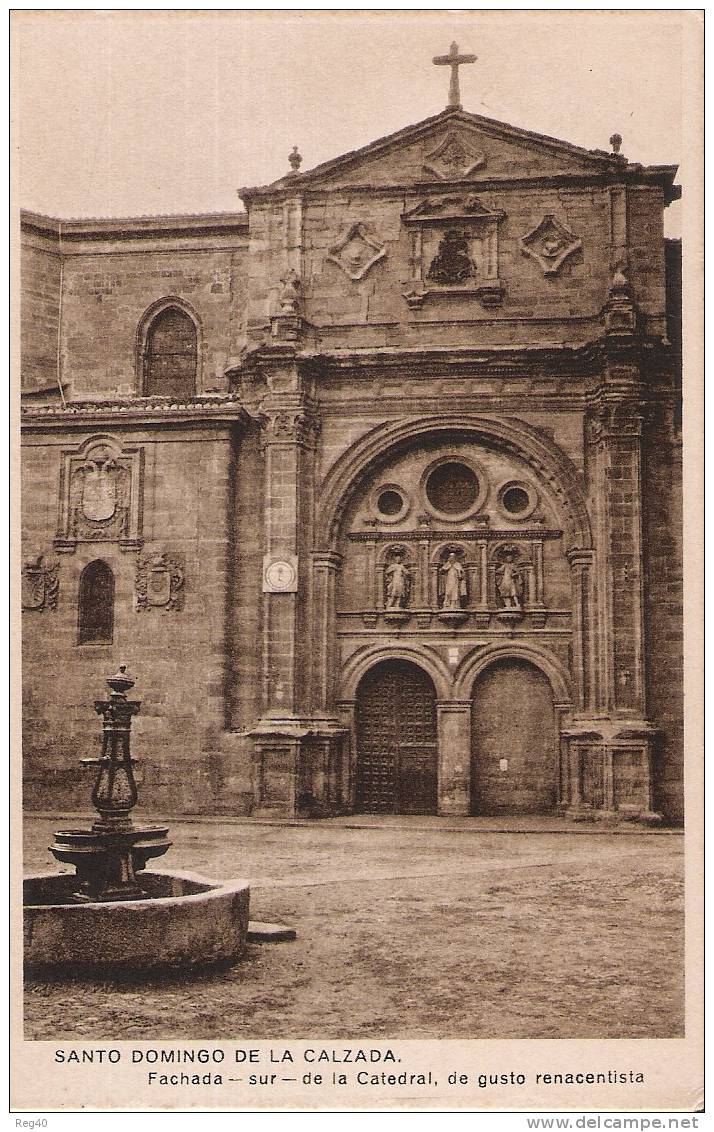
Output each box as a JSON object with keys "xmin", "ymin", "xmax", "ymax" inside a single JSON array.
[{"xmin": 433, "ymin": 41, "xmax": 477, "ymax": 110}]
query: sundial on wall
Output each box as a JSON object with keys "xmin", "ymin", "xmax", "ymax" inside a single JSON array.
[{"xmin": 263, "ymin": 555, "xmax": 299, "ymax": 593}]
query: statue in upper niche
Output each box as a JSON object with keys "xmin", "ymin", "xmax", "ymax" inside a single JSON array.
[
  {"xmin": 496, "ymin": 551, "xmax": 524, "ymax": 610},
  {"xmin": 278, "ymin": 269, "xmax": 302, "ymax": 314},
  {"xmin": 384, "ymin": 551, "xmax": 411, "ymax": 609},
  {"xmin": 440, "ymin": 551, "xmax": 467, "ymax": 609},
  {"xmin": 427, "ymin": 229, "xmax": 474, "ymax": 285}
]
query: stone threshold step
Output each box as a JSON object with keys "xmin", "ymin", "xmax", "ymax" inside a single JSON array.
[{"xmin": 248, "ymin": 921, "xmax": 296, "ymax": 943}]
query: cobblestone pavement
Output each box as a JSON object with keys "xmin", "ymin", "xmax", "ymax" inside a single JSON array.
[{"xmin": 22, "ymin": 814, "xmax": 684, "ymax": 1041}]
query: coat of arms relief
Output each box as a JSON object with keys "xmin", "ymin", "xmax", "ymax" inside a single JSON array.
[
  {"xmin": 135, "ymin": 552, "xmax": 185, "ymax": 612},
  {"xmin": 55, "ymin": 436, "xmax": 144, "ymax": 553},
  {"xmin": 21, "ymin": 554, "xmax": 59, "ymax": 612}
]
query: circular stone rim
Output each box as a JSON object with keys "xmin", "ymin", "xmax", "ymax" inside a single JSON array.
[
  {"xmin": 370, "ymin": 481, "xmax": 411, "ymax": 524},
  {"xmin": 420, "ymin": 456, "xmax": 487, "ymax": 522},
  {"xmin": 497, "ymin": 479, "xmax": 539, "ymax": 521}
]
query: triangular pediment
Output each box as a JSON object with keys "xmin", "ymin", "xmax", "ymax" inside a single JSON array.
[{"xmin": 244, "ymin": 108, "xmax": 645, "ymax": 198}]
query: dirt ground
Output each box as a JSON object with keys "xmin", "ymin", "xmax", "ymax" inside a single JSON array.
[{"xmin": 22, "ymin": 815, "xmax": 684, "ymax": 1041}]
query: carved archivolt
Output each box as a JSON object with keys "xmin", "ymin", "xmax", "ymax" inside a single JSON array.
[{"xmin": 55, "ymin": 435, "xmax": 144, "ymax": 554}]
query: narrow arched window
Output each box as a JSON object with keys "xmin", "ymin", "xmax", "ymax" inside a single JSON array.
[
  {"xmin": 143, "ymin": 306, "xmax": 197, "ymax": 397},
  {"xmin": 78, "ymin": 560, "xmax": 115, "ymax": 644}
]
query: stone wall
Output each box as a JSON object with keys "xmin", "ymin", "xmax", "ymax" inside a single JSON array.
[
  {"xmin": 60, "ymin": 243, "xmax": 248, "ymax": 398},
  {"xmin": 21, "ymin": 234, "xmax": 62, "ymax": 394},
  {"xmin": 642, "ymin": 403, "xmax": 683, "ymax": 823},
  {"xmin": 21, "ymin": 425, "xmax": 240, "ymax": 814}
]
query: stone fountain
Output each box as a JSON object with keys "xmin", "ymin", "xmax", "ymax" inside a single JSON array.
[{"xmin": 23, "ymin": 665, "xmax": 252, "ymax": 972}]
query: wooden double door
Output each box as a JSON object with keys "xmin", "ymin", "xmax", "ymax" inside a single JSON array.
[
  {"xmin": 470, "ymin": 658, "xmax": 557, "ymax": 814},
  {"xmin": 355, "ymin": 660, "xmax": 438, "ymax": 814}
]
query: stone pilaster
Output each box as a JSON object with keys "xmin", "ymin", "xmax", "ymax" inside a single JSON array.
[
  {"xmin": 588, "ymin": 394, "xmax": 646, "ymax": 717},
  {"xmin": 436, "ymin": 700, "xmax": 472, "ymax": 815},
  {"xmin": 310, "ymin": 551, "xmax": 343, "ymax": 713}
]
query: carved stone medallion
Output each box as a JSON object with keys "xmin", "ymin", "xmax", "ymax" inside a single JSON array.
[
  {"xmin": 21, "ymin": 554, "xmax": 59, "ymax": 612},
  {"xmin": 327, "ymin": 223, "xmax": 386, "ymax": 281},
  {"xmin": 423, "ymin": 129, "xmax": 485, "ymax": 180},
  {"xmin": 136, "ymin": 552, "xmax": 184, "ymax": 612},
  {"xmin": 520, "ymin": 214, "xmax": 583, "ymax": 275}
]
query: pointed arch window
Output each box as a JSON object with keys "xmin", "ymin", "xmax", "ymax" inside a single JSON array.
[
  {"xmin": 78, "ymin": 560, "xmax": 115, "ymax": 644},
  {"xmin": 143, "ymin": 305, "xmax": 197, "ymax": 398}
]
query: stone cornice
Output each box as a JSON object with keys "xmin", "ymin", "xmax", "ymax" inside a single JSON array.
[
  {"xmin": 231, "ymin": 335, "xmax": 677, "ymax": 386},
  {"xmin": 21, "ymin": 209, "xmax": 249, "ymax": 243},
  {"xmin": 244, "ymin": 170, "xmax": 681, "ymax": 208},
  {"xmin": 20, "ymin": 394, "xmax": 251, "ymax": 432}
]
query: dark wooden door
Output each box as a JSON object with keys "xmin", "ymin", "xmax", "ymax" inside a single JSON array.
[
  {"xmin": 356, "ymin": 660, "xmax": 438, "ymax": 814},
  {"xmin": 471, "ymin": 659, "xmax": 557, "ymax": 814}
]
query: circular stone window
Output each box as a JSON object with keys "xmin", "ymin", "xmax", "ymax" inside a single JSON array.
[
  {"xmin": 425, "ymin": 461, "xmax": 480, "ymax": 517},
  {"xmin": 498, "ymin": 481, "xmax": 538, "ymax": 521},
  {"xmin": 377, "ymin": 489, "xmax": 404, "ymax": 516},
  {"xmin": 371, "ymin": 483, "xmax": 410, "ymax": 524}
]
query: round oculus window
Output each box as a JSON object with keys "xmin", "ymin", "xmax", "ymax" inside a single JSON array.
[
  {"xmin": 377, "ymin": 489, "xmax": 405, "ymax": 517},
  {"xmin": 425, "ymin": 462, "xmax": 479, "ymax": 516},
  {"xmin": 502, "ymin": 486, "xmax": 531, "ymax": 515}
]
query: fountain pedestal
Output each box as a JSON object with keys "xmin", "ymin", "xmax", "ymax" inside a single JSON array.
[
  {"xmin": 24, "ymin": 663, "xmax": 254, "ymax": 973},
  {"xmin": 49, "ymin": 665, "xmax": 170, "ymax": 902}
]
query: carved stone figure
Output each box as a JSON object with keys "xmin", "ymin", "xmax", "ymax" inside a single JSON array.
[
  {"xmin": 427, "ymin": 229, "xmax": 474, "ymax": 285},
  {"xmin": 384, "ymin": 552, "xmax": 411, "ymax": 609},
  {"xmin": 440, "ymin": 552, "xmax": 466, "ymax": 609},
  {"xmin": 496, "ymin": 552, "xmax": 524, "ymax": 610},
  {"xmin": 277, "ymin": 269, "xmax": 302, "ymax": 314}
]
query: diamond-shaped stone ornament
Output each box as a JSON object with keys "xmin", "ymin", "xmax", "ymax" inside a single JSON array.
[
  {"xmin": 423, "ymin": 129, "xmax": 486, "ymax": 180},
  {"xmin": 327, "ymin": 223, "xmax": 386, "ymax": 281},
  {"xmin": 520, "ymin": 214, "xmax": 583, "ymax": 275}
]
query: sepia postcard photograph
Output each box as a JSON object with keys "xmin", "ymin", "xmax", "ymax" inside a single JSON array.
[{"xmin": 12, "ymin": 8, "xmax": 703, "ymax": 1115}]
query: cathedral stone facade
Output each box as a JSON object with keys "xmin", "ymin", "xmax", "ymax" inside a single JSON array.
[{"xmin": 20, "ymin": 101, "xmax": 683, "ymax": 823}]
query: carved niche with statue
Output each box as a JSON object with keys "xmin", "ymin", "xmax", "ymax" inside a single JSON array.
[
  {"xmin": 382, "ymin": 545, "xmax": 413, "ymax": 623},
  {"xmin": 437, "ymin": 545, "xmax": 469, "ymax": 626},
  {"xmin": 401, "ymin": 194, "xmax": 506, "ymax": 308}
]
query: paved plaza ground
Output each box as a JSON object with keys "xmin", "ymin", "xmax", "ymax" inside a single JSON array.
[{"xmin": 22, "ymin": 813, "xmax": 684, "ymax": 1042}]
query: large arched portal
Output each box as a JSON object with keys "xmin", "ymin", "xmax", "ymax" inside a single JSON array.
[
  {"xmin": 355, "ymin": 659, "xmax": 438, "ymax": 814},
  {"xmin": 470, "ymin": 658, "xmax": 557, "ymax": 814}
]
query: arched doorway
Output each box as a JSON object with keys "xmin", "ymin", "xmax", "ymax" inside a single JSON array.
[
  {"xmin": 471, "ymin": 658, "xmax": 557, "ymax": 814},
  {"xmin": 356, "ymin": 660, "xmax": 438, "ymax": 814}
]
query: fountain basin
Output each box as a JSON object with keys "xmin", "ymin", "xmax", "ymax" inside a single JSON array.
[{"xmin": 24, "ymin": 868, "xmax": 250, "ymax": 973}]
